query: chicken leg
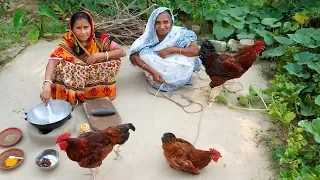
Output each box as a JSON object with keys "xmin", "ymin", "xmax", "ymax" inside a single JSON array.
[
  {"xmin": 113, "ymin": 146, "xmax": 122, "ymax": 160},
  {"xmin": 84, "ymin": 168, "xmax": 99, "ymax": 180}
]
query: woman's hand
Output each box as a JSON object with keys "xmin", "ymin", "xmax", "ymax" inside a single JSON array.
[
  {"xmin": 151, "ymin": 71, "xmax": 164, "ymax": 83},
  {"xmin": 40, "ymin": 82, "xmax": 52, "ymax": 105},
  {"xmin": 87, "ymin": 53, "xmax": 102, "ymax": 64},
  {"xmin": 157, "ymin": 48, "xmax": 172, "ymax": 59}
]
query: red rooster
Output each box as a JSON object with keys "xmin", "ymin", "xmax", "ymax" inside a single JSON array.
[
  {"xmin": 199, "ymin": 40, "xmax": 264, "ymax": 90},
  {"xmin": 162, "ymin": 133, "xmax": 222, "ymax": 175},
  {"xmin": 56, "ymin": 123, "xmax": 135, "ymax": 178}
]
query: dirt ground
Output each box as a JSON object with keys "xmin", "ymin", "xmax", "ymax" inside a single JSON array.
[{"xmin": 0, "ymin": 39, "xmax": 277, "ymax": 180}]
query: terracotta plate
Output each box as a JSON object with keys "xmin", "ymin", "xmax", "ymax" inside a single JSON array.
[
  {"xmin": 0, "ymin": 128, "xmax": 22, "ymax": 147},
  {"xmin": 0, "ymin": 148, "xmax": 24, "ymax": 170}
]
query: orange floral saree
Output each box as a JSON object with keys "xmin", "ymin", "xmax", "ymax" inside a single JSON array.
[{"xmin": 49, "ymin": 11, "xmax": 121, "ymax": 106}]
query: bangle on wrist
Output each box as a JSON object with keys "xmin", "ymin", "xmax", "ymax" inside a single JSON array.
[
  {"xmin": 43, "ymin": 80, "xmax": 53, "ymax": 85},
  {"xmin": 41, "ymin": 80, "xmax": 52, "ymax": 90},
  {"xmin": 105, "ymin": 51, "xmax": 109, "ymax": 60},
  {"xmin": 142, "ymin": 63, "xmax": 147, "ymax": 70},
  {"xmin": 179, "ymin": 48, "xmax": 182, "ymax": 54}
]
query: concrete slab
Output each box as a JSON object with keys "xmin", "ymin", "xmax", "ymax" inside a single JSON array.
[{"xmin": 0, "ymin": 39, "xmax": 276, "ymax": 180}]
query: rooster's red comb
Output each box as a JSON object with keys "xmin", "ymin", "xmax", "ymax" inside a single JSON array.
[
  {"xmin": 56, "ymin": 133, "xmax": 71, "ymax": 143},
  {"xmin": 210, "ymin": 148, "xmax": 220, "ymax": 154},
  {"xmin": 256, "ymin": 40, "xmax": 264, "ymax": 46}
]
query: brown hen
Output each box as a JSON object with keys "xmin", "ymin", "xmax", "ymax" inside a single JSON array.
[
  {"xmin": 161, "ymin": 133, "xmax": 221, "ymax": 175},
  {"xmin": 56, "ymin": 123, "xmax": 135, "ymax": 178}
]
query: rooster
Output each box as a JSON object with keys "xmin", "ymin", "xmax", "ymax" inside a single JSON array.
[
  {"xmin": 161, "ymin": 132, "xmax": 222, "ymax": 175},
  {"xmin": 199, "ymin": 40, "xmax": 264, "ymax": 91},
  {"xmin": 56, "ymin": 123, "xmax": 135, "ymax": 179}
]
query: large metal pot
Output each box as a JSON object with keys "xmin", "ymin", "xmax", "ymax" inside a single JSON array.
[{"xmin": 25, "ymin": 100, "xmax": 73, "ymax": 134}]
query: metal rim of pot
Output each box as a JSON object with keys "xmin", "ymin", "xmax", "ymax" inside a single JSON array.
[{"xmin": 25, "ymin": 100, "xmax": 75, "ymax": 134}]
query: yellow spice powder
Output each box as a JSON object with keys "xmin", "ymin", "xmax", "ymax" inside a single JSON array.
[{"xmin": 5, "ymin": 157, "xmax": 18, "ymax": 167}]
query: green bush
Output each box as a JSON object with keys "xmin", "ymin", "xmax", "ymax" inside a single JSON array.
[{"xmin": 13, "ymin": 6, "xmax": 59, "ymax": 44}]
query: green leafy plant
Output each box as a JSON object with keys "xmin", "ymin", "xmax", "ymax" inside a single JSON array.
[
  {"xmin": 0, "ymin": 22, "xmax": 24, "ymax": 50},
  {"xmin": 214, "ymin": 85, "xmax": 268, "ymax": 111},
  {"xmin": 298, "ymin": 119, "xmax": 320, "ymax": 143},
  {"xmin": 275, "ymin": 127, "xmax": 320, "ymax": 179},
  {"xmin": 13, "ymin": 6, "xmax": 59, "ymax": 44}
]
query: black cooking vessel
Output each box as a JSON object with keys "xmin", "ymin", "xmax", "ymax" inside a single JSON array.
[
  {"xmin": 25, "ymin": 100, "xmax": 73, "ymax": 134},
  {"xmin": 26, "ymin": 114, "xmax": 72, "ymax": 134}
]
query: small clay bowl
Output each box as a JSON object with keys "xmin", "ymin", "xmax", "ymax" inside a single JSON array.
[
  {"xmin": 0, "ymin": 148, "xmax": 24, "ymax": 170},
  {"xmin": 0, "ymin": 127, "xmax": 22, "ymax": 147}
]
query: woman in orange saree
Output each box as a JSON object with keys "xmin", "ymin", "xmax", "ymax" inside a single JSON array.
[{"xmin": 40, "ymin": 11, "xmax": 126, "ymax": 106}]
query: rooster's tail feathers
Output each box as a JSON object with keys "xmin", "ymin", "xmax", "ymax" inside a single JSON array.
[
  {"xmin": 115, "ymin": 123, "xmax": 135, "ymax": 145},
  {"xmin": 116, "ymin": 123, "xmax": 136, "ymax": 132},
  {"xmin": 199, "ymin": 40, "xmax": 216, "ymax": 64}
]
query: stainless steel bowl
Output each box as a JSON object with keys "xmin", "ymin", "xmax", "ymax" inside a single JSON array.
[{"xmin": 35, "ymin": 149, "xmax": 59, "ymax": 171}]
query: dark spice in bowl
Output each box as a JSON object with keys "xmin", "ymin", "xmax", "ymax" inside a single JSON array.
[{"xmin": 39, "ymin": 158, "xmax": 51, "ymax": 167}]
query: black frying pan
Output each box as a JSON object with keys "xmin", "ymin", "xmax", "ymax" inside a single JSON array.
[{"xmin": 25, "ymin": 100, "xmax": 73, "ymax": 134}]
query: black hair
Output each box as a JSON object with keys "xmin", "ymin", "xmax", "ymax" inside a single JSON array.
[{"xmin": 70, "ymin": 12, "xmax": 92, "ymax": 29}]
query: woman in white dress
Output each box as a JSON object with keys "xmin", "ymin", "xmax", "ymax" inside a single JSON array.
[{"xmin": 129, "ymin": 7, "xmax": 201, "ymax": 92}]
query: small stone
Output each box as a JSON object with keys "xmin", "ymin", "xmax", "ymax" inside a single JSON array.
[
  {"xmin": 192, "ymin": 25, "xmax": 201, "ymax": 34},
  {"xmin": 227, "ymin": 39, "xmax": 255, "ymax": 52},
  {"xmin": 209, "ymin": 40, "xmax": 227, "ymax": 52},
  {"xmin": 227, "ymin": 39, "xmax": 243, "ymax": 52}
]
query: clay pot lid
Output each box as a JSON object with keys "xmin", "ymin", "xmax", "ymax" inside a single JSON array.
[
  {"xmin": 0, "ymin": 128, "xmax": 22, "ymax": 147},
  {"xmin": 0, "ymin": 148, "xmax": 24, "ymax": 170}
]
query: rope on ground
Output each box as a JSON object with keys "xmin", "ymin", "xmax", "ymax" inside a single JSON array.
[
  {"xmin": 192, "ymin": 109, "xmax": 204, "ymax": 145},
  {"xmin": 146, "ymin": 69, "xmax": 245, "ymax": 145},
  {"xmin": 147, "ymin": 81, "xmax": 205, "ymax": 145},
  {"xmin": 146, "ymin": 80, "xmax": 203, "ymax": 114},
  {"xmin": 223, "ymin": 79, "xmax": 244, "ymax": 93}
]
